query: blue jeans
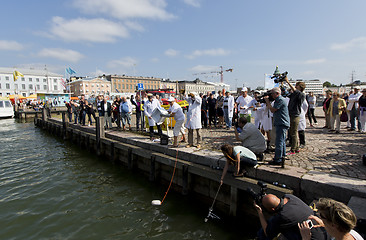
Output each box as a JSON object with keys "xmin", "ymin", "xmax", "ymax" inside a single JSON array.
[
  {"xmin": 223, "ymin": 108, "xmax": 232, "ymax": 128},
  {"xmin": 275, "ymin": 125, "xmax": 288, "ymax": 162},
  {"xmin": 350, "ymin": 107, "xmax": 361, "ymax": 130}
]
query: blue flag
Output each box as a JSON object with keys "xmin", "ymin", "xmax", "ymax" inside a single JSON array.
[
  {"xmin": 66, "ymin": 67, "xmax": 76, "ymax": 75},
  {"xmin": 116, "ymin": 88, "xmax": 119, "ymax": 93}
]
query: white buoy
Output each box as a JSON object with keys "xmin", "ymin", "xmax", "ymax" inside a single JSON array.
[{"xmin": 151, "ymin": 200, "xmax": 162, "ymax": 206}]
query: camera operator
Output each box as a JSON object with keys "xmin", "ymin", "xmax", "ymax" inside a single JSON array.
[
  {"xmin": 264, "ymin": 87, "xmax": 290, "ymax": 165},
  {"xmin": 234, "ymin": 116, "xmax": 266, "ymax": 160},
  {"xmin": 284, "ymin": 77, "xmax": 306, "ymax": 154},
  {"xmin": 254, "ymin": 193, "xmax": 329, "ymax": 240}
]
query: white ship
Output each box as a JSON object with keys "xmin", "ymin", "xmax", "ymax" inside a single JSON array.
[{"xmin": 0, "ymin": 97, "xmax": 14, "ymax": 118}]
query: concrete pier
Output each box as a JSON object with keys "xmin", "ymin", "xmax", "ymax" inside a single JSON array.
[{"xmin": 34, "ymin": 114, "xmax": 366, "ymax": 220}]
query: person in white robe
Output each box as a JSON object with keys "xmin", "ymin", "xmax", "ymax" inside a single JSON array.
[{"xmin": 185, "ymin": 92, "xmax": 202, "ymax": 148}]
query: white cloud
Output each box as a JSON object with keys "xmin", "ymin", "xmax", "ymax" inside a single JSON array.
[
  {"xmin": 183, "ymin": 0, "xmax": 202, "ymax": 7},
  {"xmin": 164, "ymin": 48, "xmax": 180, "ymax": 57},
  {"xmin": 186, "ymin": 48, "xmax": 230, "ymax": 59},
  {"xmin": 330, "ymin": 37, "xmax": 366, "ymax": 51},
  {"xmin": 107, "ymin": 57, "xmax": 138, "ymax": 69},
  {"xmin": 189, "ymin": 65, "xmax": 219, "ymax": 73},
  {"xmin": 304, "ymin": 58, "xmax": 326, "ymax": 64},
  {"xmin": 49, "ymin": 17, "xmax": 129, "ymax": 43},
  {"xmin": 38, "ymin": 48, "xmax": 84, "ymax": 63},
  {"xmin": 72, "ymin": 0, "xmax": 175, "ymax": 21},
  {"xmin": 0, "ymin": 40, "xmax": 24, "ymax": 51}
]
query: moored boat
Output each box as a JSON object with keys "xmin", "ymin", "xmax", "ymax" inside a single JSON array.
[{"xmin": 0, "ymin": 97, "xmax": 14, "ymax": 118}]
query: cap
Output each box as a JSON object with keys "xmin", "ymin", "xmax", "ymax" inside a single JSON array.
[
  {"xmin": 354, "ymin": 86, "xmax": 361, "ymax": 90},
  {"xmin": 167, "ymin": 97, "xmax": 175, "ymax": 102},
  {"xmin": 147, "ymin": 93, "xmax": 153, "ymax": 97},
  {"xmin": 190, "ymin": 92, "xmax": 197, "ymax": 96},
  {"xmin": 241, "ymin": 87, "xmax": 248, "ymax": 92},
  {"xmin": 254, "ymin": 90, "xmax": 260, "ymax": 94}
]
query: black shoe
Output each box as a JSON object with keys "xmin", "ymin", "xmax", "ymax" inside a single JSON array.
[
  {"xmin": 299, "ymin": 144, "xmax": 306, "ymax": 149},
  {"xmin": 268, "ymin": 160, "xmax": 282, "ymax": 165},
  {"xmin": 256, "ymin": 153, "xmax": 264, "ymax": 162}
]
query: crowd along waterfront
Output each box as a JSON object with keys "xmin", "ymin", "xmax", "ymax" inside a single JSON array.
[{"xmin": 0, "ymin": 118, "xmax": 255, "ymax": 239}]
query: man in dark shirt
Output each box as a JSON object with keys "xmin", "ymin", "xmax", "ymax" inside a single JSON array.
[
  {"xmin": 207, "ymin": 93, "xmax": 217, "ymax": 127},
  {"xmin": 200, "ymin": 93, "xmax": 208, "ymax": 128},
  {"xmin": 254, "ymin": 194, "xmax": 329, "ymax": 240},
  {"xmin": 285, "ymin": 78, "xmax": 306, "ymax": 154},
  {"xmin": 264, "ymin": 87, "xmax": 290, "ymax": 165}
]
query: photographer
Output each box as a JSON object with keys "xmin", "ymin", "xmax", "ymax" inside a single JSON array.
[
  {"xmin": 234, "ymin": 116, "xmax": 266, "ymax": 159},
  {"xmin": 254, "ymin": 193, "xmax": 329, "ymax": 240},
  {"xmin": 284, "ymin": 78, "xmax": 306, "ymax": 154},
  {"xmin": 264, "ymin": 87, "xmax": 290, "ymax": 165}
]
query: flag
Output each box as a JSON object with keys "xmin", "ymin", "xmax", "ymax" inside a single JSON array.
[
  {"xmin": 13, "ymin": 70, "xmax": 24, "ymax": 81},
  {"xmin": 225, "ymin": 68, "xmax": 233, "ymax": 72},
  {"xmin": 60, "ymin": 78, "xmax": 66, "ymax": 88},
  {"xmin": 66, "ymin": 67, "xmax": 76, "ymax": 75},
  {"xmin": 115, "ymin": 88, "xmax": 120, "ymax": 93}
]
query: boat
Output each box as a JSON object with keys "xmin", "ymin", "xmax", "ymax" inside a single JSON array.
[{"xmin": 0, "ymin": 97, "xmax": 14, "ymax": 118}]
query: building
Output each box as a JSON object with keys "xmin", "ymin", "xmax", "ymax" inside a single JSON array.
[
  {"xmin": 106, "ymin": 75, "xmax": 162, "ymax": 93},
  {"xmin": 69, "ymin": 77, "xmax": 111, "ymax": 98},
  {"xmin": 160, "ymin": 79, "xmax": 179, "ymax": 92},
  {"xmin": 178, "ymin": 78, "xmax": 216, "ymax": 95},
  {"xmin": 289, "ymin": 79, "xmax": 324, "ymax": 95},
  {"xmin": 0, "ymin": 67, "xmax": 65, "ymax": 97},
  {"xmin": 325, "ymin": 82, "xmax": 366, "ymax": 94},
  {"xmin": 206, "ymin": 81, "xmax": 231, "ymax": 93}
]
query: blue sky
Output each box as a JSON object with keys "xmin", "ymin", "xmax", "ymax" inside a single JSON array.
[{"xmin": 1, "ymin": 0, "xmax": 366, "ymax": 89}]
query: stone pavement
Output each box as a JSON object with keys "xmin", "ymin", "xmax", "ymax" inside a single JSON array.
[{"xmin": 199, "ymin": 118, "xmax": 366, "ymax": 180}]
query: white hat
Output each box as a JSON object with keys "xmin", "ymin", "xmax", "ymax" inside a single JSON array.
[
  {"xmin": 167, "ymin": 97, "xmax": 175, "ymax": 102},
  {"xmin": 241, "ymin": 87, "xmax": 248, "ymax": 92},
  {"xmin": 147, "ymin": 93, "xmax": 153, "ymax": 97}
]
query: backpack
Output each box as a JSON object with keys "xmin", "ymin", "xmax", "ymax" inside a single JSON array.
[{"xmin": 122, "ymin": 102, "xmax": 129, "ymax": 113}]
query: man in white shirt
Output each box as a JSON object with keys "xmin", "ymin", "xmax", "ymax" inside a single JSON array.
[
  {"xmin": 144, "ymin": 94, "xmax": 163, "ymax": 140},
  {"xmin": 235, "ymin": 87, "xmax": 253, "ymax": 123},
  {"xmin": 347, "ymin": 86, "xmax": 362, "ymax": 131},
  {"xmin": 166, "ymin": 97, "xmax": 186, "ymax": 147},
  {"xmin": 223, "ymin": 91, "xmax": 235, "ymax": 129}
]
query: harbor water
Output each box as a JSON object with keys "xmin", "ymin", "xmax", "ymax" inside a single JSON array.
[{"xmin": 0, "ymin": 119, "xmax": 253, "ymax": 240}]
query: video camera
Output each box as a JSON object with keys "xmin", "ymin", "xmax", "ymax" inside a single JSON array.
[
  {"xmin": 247, "ymin": 181, "xmax": 268, "ymax": 205},
  {"xmin": 257, "ymin": 90, "xmax": 275, "ymax": 103},
  {"xmin": 271, "ymin": 66, "xmax": 288, "ymax": 84}
]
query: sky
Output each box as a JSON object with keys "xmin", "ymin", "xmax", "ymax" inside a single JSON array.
[{"xmin": 1, "ymin": 0, "xmax": 366, "ymax": 90}]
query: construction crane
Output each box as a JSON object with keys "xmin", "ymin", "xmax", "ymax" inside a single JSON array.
[{"xmin": 193, "ymin": 66, "xmax": 233, "ymax": 83}]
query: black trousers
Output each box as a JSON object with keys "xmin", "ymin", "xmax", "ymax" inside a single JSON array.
[
  {"xmin": 308, "ymin": 108, "xmax": 317, "ymax": 124},
  {"xmin": 149, "ymin": 124, "xmax": 162, "ymax": 138}
]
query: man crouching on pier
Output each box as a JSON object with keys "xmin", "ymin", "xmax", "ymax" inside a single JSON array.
[{"xmin": 254, "ymin": 193, "xmax": 329, "ymax": 240}]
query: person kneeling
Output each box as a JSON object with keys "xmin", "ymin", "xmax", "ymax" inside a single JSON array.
[
  {"xmin": 220, "ymin": 144, "xmax": 257, "ymax": 185},
  {"xmin": 234, "ymin": 117, "xmax": 266, "ymax": 161}
]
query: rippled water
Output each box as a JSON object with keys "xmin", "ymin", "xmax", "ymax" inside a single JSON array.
[{"xmin": 0, "ymin": 119, "xmax": 252, "ymax": 240}]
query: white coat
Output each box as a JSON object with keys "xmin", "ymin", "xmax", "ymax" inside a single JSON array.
[
  {"xmin": 223, "ymin": 95, "xmax": 235, "ymax": 118},
  {"xmin": 144, "ymin": 98, "xmax": 162, "ymax": 126},
  {"xmin": 298, "ymin": 100, "xmax": 309, "ymax": 131},
  {"xmin": 260, "ymin": 103, "xmax": 273, "ymax": 131},
  {"xmin": 185, "ymin": 95, "xmax": 202, "ymax": 129}
]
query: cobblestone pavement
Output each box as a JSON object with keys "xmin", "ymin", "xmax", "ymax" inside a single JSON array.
[
  {"xmin": 104, "ymin": 112, "xmax": 366, "ymax": 180},
  {"xmin": 197, "ymin": 118, "xmax": 366, "ymax": 180}
]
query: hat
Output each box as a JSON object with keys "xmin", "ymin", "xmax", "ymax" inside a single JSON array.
[
  {"xmin": 147, "ymin": 93, "xmax": 153, "ymax": 97},
  {"xmin": 354, "ymin": 86, "xmax": 361, "ymax": 90},
  {"xmin": 254, "ymin": 90, "xmax": 260, "ymax": 94},
  {"xmin": 241, "ymin": 87, "xmax": 248, "ymax": 92},
  {"xmin": 190, "ymin": 92, "xmax": 197, "ymax": 96},
  {"xmin": 167, "ymin": 97, "xmax": 175, "ymax": 102}
]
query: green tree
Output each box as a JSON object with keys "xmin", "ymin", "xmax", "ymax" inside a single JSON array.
[{"xmin": 323, "ymin": 81, "xmax": 331, "ymax": 87}]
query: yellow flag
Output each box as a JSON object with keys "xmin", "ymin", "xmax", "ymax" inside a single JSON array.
[{"xmin": 13, "ymin": 70, "xmax": 24, "ymax": 81}]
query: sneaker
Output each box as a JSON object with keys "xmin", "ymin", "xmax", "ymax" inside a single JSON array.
[
  {"xmin": 329, "ymin": 129, "xmax": 335, "ymax": 132},
  {"xmin": 295, "ymin": 149, "xmax": 300, "ymax": 153},
  {"xmin": 348, "ymin": 128, "xmax": 355, "ymax": 131},
  {"xmin": 196, "ymin": 144, "xmax": 201, "ymax": 149},
  {"xmin": 299, "ymin": 144, "xmax": 306, "ymax": 149},
  {"xmin": 335, "ymin": 131, "xmax": 340, "ymax": 134},
  {"xmin": 288, "ymin": 151, "xmax": 296, "ymax": 155},
  {"xmin": 186, "ymin": 144, "xmax": 193, "ymax": 148},
  {"xmin": 314, "ymin": 122, "xmax": 318, "ymax": 125},
  {"xmin": 310, "ymin": 124, "xmax": 314, "ymax": 127}
]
